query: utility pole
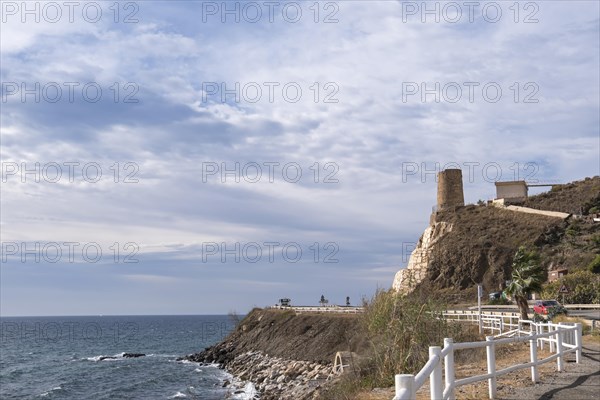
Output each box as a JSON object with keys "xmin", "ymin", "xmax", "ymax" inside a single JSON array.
[{"xmin": 478, "ymin": 285, "xmax": 483, "ymax": 335}]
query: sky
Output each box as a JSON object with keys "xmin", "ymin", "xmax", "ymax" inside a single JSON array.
[{"xmin": 1, "ymin": 0, "xmax": 599, "ymax": 316}]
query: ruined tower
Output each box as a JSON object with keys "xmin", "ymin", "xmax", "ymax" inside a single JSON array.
[{"xmin": 436, "ymin": 169, "xmax": 464, "ymax": 210}]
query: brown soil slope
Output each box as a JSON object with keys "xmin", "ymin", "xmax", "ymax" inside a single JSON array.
[
  {"xmin": 524, "ymin": 176, "xmax": 600, "ymax": 214},
  {"xmin": 185, "ymin": 308, "xmax": 363, "ymax": 364}
]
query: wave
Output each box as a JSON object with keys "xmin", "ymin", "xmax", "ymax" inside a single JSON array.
[
  {"xmin": 85, "ymin": 352, "xmax": 126, "ymax": 362},
  {"xmin": 147, "ymin": 353, "xmax": 178, "ymax": 358},
  {"xmin": 39, "ymin": 386, "xmax": 62, "ymax": 397},
  {"xmin": 228, "ymin": 382, "xmax": 260, "ymax": 400},
  {"xmin": 169, "ymin": 392, "xmax": 187, "ymax": 398}
]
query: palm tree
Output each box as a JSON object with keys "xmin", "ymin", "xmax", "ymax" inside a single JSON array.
[{"xmin": 505, "ymin": 246, "xmax": 545, "ymax": 320}]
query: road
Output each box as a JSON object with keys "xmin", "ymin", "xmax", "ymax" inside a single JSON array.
[
  {"xmin": 570, "ymin": 309, "xmax": 600, "ymax": 320},
  {"xmin": 473, "ymin": 306, "xmax": 600, "ymax": 320}
]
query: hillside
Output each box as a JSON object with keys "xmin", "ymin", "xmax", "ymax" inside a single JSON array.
[
  {"xmin": 524, "ymin": 177, "xmax": 600, "ymax": 214},
  {"xmin": 396, "ymin": 176, "xmax": 600, "ymax": 301},
  {"xmin": 188, "ymin": 308, "xmax": 364, "ymax": 364},
  {"xmin": 182, "ymin": 308, "xmax": 364, "ymax": 399}
]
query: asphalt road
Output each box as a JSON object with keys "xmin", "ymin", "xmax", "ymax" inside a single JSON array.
[
  {"xmin": 571, "ymin": 310, "xmax": 600, "ymax": 320},
  {"xmin": 478, "ymin": 307, "xmax": 600, "ymax": 320}
]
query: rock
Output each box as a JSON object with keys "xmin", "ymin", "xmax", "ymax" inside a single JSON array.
[
  {"xmin": 209, "ymin": 350, "xmax": 336, "ymax": 399},
  {"xmin": 123, "ymin": 353, "xmax": 145, "ymax": 358}
]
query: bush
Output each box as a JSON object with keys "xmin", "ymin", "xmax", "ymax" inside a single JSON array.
[
  {"xmin": 321, "ymin": 290, "xmax": 477, "ymax": 399},
  {"xmin": 541, "ymin": 270, "xmax": 600, "ymax": 304},
  {"xmin": 550, "ymin": 304, "xmax": 568, "ymax": 317},
  {"xmin": 589, "ymin": 255, "xmax": 600, "ymax": 274},
  {"xmin": 360, "ymin": 290, "xmax": 473, "ymax": 383},
  {"xmin": 533, "ymin": 312, "xmax": 546, "ymax": 323},
  {"xmin": 319, "ymin": 290, "xmax": 481, "ymax": 400},
  {"xmin": 488, "ymin": 297, "xmax": 510, "ymax": 306}
]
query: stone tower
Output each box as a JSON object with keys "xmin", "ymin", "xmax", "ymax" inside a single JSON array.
[{"xmin": 437, "ymin": 169, "xmax": 464, "ymax": 210}]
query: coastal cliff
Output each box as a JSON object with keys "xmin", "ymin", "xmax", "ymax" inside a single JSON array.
[
  {"xmin": 182, "ymin": 308, "xmax": 363, "ymax": 399},
  {"xmin": 392, "ymin": 221, "xmax": 453, "ymax": 293},
  {"xmin": 181, "ymin": 176, "xmax": 599, "ymax": 399},
  {"xmin": 394, "ymin": 176, "xmax": 600, "ymax": 297}
]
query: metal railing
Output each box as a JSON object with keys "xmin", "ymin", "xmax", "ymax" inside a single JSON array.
[
  {"xmin": 467, "ymin": 304, "xmax": 600, "ymax": 310},
  {"xmin": 267, "ymin": 305, "xmax": 364, "ymax": 314},
  {"xmin": 393, "ymin": 313, "xmax": 583, "ymax": 400}
]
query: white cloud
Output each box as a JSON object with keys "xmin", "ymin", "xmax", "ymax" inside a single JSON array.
[{"xmin": 1, "ymin": 0, "xmax": 598, "ymax": 315}]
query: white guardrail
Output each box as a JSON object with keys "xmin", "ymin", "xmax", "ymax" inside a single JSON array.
[
  {"xmin": 470, "ymin": 304, "xmax": 600, "ymax": 311},
  {"xmin": 267, "ymin": 305, "xmax": 364, "ymax": 314},
  {"xmin": 393, "ymin": 312, "xmax": 583, "ymax": 400}
]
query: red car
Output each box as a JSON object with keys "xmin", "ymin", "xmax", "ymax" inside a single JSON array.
[{"xmin": 533, "ymin": 300, "xmax": 566, "ymax": 315}]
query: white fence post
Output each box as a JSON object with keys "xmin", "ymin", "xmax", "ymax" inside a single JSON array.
[
  {"xmin": 444, "ymin": 338, "xmax": 455, "ymax": 400},
  {"xmin": 529, "ymin": 333, "xmax": 539, "ymax": 383},
  {"xmin": 430, "ymin": 346, "xmax": 443, "ymax": 400},
  {"xmin": 575, "ymin": 323, "xmax": 582, "ymax": 364},
  {"xmin": 414, "ymin": 313, "xmax": 588, "ymax": 400},
  {"xmin": 486, "ymin": 336, "xmax": 497, "ymax": 399},
  {"xmin": 395, "ymin": 374, "xmax": 415, "ymax": 400},
  {"xmin": 556, "ymin": 325, "xmax": 564, "ymax": 372}
]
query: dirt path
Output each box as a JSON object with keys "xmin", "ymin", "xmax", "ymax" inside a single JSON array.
[{"xmin": 497, "ymin": 337, "xmax": 600, "ymax": 400}]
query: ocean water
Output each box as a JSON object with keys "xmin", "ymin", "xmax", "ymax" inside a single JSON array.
[{"xmin": 0, "ymin": 315, "xmax": 253, "ymax": 399}]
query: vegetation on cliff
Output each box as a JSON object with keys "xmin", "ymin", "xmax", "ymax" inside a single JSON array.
[
  {"xmin": 186, "ymin": 308, "xmax": 364, "ymax": 364},
  {"xmin": 322, "ymin": 290, "xmax": 478, "ymax": 399},
  {"xmin": 540, "ymin": 270, "xmax": 600, "ymax": 304},
  {"xmin": 524, "ymin": 177, "xmax": 600, "ymax": 215}
]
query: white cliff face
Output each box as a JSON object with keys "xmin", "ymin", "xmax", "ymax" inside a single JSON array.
[{"xmin": 392, "ymin": 221, "xmax": 453, "ymax": 294}]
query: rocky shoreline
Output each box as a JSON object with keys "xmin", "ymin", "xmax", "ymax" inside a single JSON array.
[
  {"xmin": 178, "ymin": 308, "xmax": 364, "ymax": 399},
  {"xmin": 182, "ymin": 343, "xmax": 336, "ymax": 399}
]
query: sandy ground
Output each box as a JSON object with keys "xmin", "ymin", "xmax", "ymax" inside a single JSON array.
[{"xmin": 356, "ymin": 336, "xmax": 600, "ymax": 400}]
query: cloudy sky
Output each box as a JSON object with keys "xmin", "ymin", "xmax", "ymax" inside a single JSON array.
[{"xmin": 1, "ymin": 0, "xmax": 598, "ymax": 316}]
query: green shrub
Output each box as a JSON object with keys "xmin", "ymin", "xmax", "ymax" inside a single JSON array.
[
  {"xmin": 541, "ymin": 270, "xmax": 600, "ymax": 304},
  {"xmin": 548, "ymin": 305, "xmax": 568, "ymax": 319},
  {"xmin": 589, "ymin": 255, "xmax": 600, "ymax": 274},
  {"xmin": 488, "ymin": 297, "xmax": 510, "ymax": 306},
  {"xmin": 533, "ymin": 312, "xmax": 547, "ymax": 323}
]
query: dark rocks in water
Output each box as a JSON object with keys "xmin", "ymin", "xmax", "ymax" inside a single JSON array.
[
  {"xmin": 98, "ymin": 353, "xmax": 145, "ymax": 361},
  {"xmin": 123, "ymin": 353, "xmax": 145, "ymax": 358},
  {"xmin": 180, "ymin": 343, "xmax": 235, "ymax": 366}
]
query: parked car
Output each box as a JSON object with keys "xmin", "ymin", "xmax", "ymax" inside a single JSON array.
[
  {"xmin": 489, "ymin": 292, "xmax": 503, "ymax": 301},
  {"xmin": 533, "ymin": 300, "xmax": 567, "ymax": 315}
]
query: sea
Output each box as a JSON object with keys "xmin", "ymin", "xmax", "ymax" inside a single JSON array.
[{"xmin": 0, "ymin": 315, "xmax": 258, "ymax": 399}]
